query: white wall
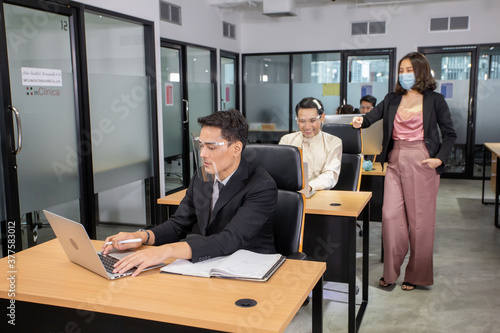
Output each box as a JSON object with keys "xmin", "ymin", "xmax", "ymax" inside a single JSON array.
[
  {"xmin": 159, "ymin": 0, "xmax": 242, "ymax": 53},
  {"xmin": 239, "ymin": 0, "xmax": 500, "ymax": 58}
]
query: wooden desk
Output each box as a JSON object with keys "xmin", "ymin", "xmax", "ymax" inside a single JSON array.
[
  {"xmin": 482, "ymin": 143, "xmax": 500, "ymax": 228},
  {"xmin": 158, "ymin": 190, "xmax": 371, "ymax": 333},
  {"xmin": 0, "ymin": 239, "xmax": 325, "ymax": 333},
  {"xmin": 360, "ymin": 162, "xmax": 387, "ymax": 222}
]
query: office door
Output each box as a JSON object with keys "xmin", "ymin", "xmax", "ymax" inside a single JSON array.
[
  {"xmin": 161, "ymin": 41, "xmax": 216, "ymax": 191},
  {"xmin": 161, "ymin": 44, "xmax": 188, "ymax": 192},
  {"xmin": 0, "ymin": 2, "xmax": 82, "ymax": 253},
  {"xmin": 420, "ymin": 47, "xmax": 477, "ymax": 177},
  {"xmin": 344, "ymin": 51, "xmax": 394, "ymax": 111},
  {"xmin": 220, "ymin": 52, "xmax": 238, "ymax": 111}
]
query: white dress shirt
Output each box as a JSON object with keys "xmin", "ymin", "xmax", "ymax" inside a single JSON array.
[{"xmin": 279, "ymin": 131, "xmax": 342, "ymax": 191}]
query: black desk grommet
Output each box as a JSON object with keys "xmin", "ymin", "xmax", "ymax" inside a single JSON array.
[
  {"xmin": 330, "ymin": 203, "xmax": 341, "ymax": 206},
  {"xmin": 235, "ymin": 298, "xmax": 257, "ymax": 308}
]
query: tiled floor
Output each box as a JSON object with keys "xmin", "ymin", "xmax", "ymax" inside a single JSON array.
[{"xmin": 285, "ymin": 178, "xmax": 500, "ymax": 333}]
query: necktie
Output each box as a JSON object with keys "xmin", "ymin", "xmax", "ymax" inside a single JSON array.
[{"xmin": 212, "ymin": 181, "xmax": 224, "ymax": 210}]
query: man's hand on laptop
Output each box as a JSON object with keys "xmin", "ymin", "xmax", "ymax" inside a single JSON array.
[
  {"xmin": 112, "ymin": 242, "xmax": 193, "ymax": 277},
  {"xmin": 102, "ymin": 231, "xmax": 146, "ymax": 254}
]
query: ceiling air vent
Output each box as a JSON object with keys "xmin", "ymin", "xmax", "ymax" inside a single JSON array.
[
  {"xmin": 351, "ymin": 21, "xmax": 386, "ymax": 36},
  {"xmin": 450, "ymin": 16, "xmax": 469, "ymax": 30},
  {"xmin": 223, "ymin": 21, "xmax": 236, "ymax": 39},
  {"xmin": 160, "ymin": 1, "xmax": 182, "ymax": 25},
  {"xmin": 430, "ymin": 16, "xmax": 469, "ymax": 32}
]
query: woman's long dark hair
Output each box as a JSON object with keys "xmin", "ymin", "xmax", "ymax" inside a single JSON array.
[{"xmin": 395, "ymin": 52, "xmax": 437, "ymax": 95}]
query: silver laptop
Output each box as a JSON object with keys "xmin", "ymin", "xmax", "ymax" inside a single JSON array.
[
  {"xmin": 298, "ymin": 162, "xmax": 317, "ymax": 198},
  {"xmin": 361, "ymin": 119, "xmax": 383, "ymax": 155},
  {"xmin": 323, "ymin": 114, "xmax": 354, "ymax": 125},
  {"xmin": 44, "ymin": 210, "xmax": 164, "ymax": 279}
]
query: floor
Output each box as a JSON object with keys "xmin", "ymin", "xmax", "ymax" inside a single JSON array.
[{"xmin": 285, "ymin": 178, "xmax": 500, "ymax": 333}]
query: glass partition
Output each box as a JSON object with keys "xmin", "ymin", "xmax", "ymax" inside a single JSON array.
[
  {"xmin": 161, "ymin": 46, "xmax": 184, "ymax": 192},
  {"xmin": 475, "ymin": 46, "xmax": 500, "ymax": 176},
  {"xmin": 187, "ymin": 46, "xmax": 215, "ymax": 136},
  {"xmin": 85, "ymin": 12, "xmax": 154, "ymax": 224},
  {"xmin": 244, "ymin": 54, "xmax": 290, "ymax": 143},
  {"xmin": 221, "ymin": 56, "xmax": 236, "ymax": 110},
  {"xmin": 426, "ymin": 52, "xmax": 472, "ymax": 175},
  {"xmin": 346, "ymin": 55, "xmax": 390, "ymax": 112},
  {"xmin": 292, "ymin": 52, "xmax": 341, "ymax": 130}
]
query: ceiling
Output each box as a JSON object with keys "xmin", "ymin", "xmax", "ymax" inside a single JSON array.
[{"xmin": 208, "ymin": 0, "xmax": 458, "ymax": 11}]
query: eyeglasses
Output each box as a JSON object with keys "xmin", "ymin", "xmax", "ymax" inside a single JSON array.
[
  {"xmin": 295, "ymin": 115, "xmax": 321, "ymax": 125},
  {"xmin": 193, "ymin": 137, "xmax": 232, "ymax": 151}
]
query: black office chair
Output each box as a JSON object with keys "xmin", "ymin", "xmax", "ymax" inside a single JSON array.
[
  {"xmin": 322, "ymin": 123, "xmax": 364, "ymax": 235},
  {"xmin": 242, "ymin": 144, "xmax": 307, "ymax": 260},
  {"xmin": 322, "ymin": 123, "xmax": 363, "ymax": 192}
]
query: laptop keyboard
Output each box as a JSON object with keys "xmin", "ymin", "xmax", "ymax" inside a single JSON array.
[{"xmin": 98, "ymin": 253, "xmax": 120, "ymax": 274}]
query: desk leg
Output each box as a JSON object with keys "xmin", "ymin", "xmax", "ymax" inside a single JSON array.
[
  {"xmin": 482, "ymin": 145, "xmax": 487, "ymax": 204},
  {"xmin": 348, "ymin": 217, "xmax": 356, "ymax": 333},
  {"xmin": 356, "ymin": 203, "xmax": 369, "ymax": 330},
  {"xmin": 312, "ymin": 275, "xmax": 323, "ymax": 333},
  {"xmin": 496, "ymin": 155, "xmax": 500, "ymax": 228}
]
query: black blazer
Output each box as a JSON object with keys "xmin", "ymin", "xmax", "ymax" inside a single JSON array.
[
  {"xmin": 362, "ymin": 90, "xmax": 457, "ymax": 175},
  {"xmin": 151, "ymin": 157, "xmax": 278, "ymax": 262}
]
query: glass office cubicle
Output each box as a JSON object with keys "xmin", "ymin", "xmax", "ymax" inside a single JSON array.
[
  {"xmin": 243, "ymin": 49, "xmax": 394, "ymax": 140},
  {"xmin": 244, "ymin": 54, "xmax": 290, "ymax": 143}
]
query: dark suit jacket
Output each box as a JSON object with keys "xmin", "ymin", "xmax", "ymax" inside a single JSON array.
[
  {"xmin": 362, "ymin": 90, "xmax": 457, "ymax": 175},
  {"xmin": 151, "ymin": 157, "xmax": 278, "ymax": 262}
]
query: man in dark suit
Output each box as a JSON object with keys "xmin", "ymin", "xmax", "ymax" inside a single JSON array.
[{"xmin": 103, "ymin": 110, "xmax": 277, "ymax": 276}]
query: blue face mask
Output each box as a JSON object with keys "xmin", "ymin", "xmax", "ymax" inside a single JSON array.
[{"xmin": 399, "ymin": 73, "xmax": 415, "ymax": 90}]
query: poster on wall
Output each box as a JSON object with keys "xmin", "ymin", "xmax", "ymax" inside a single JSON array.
[
  {"xmin": 165, "ymin": 83, "xmax": 174, "ymax": 106},
  {"xmin": 322, "ymin": 83, "xmax": 340, "ymax": 96},
  {"xmin": 440, "ymin": 82, "xmax": 453, "ymax": 99},
  {"xmin": 361, "ymin": 84, "xmax": 373, "ymax": 97},
  {"xmin": 225, "ymin": 86, "xmax": 231, "ymax": 102}
]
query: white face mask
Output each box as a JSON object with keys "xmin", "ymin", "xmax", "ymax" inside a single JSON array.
[{"xmin": 399, "ymin": 73, "xmax": 415, "ymax": 90}]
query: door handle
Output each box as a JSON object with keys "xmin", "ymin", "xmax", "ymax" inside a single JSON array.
[
  {"xmin": 9, "ymin": 106, "xmax": 23, "ymax": 155},
  {"xmin": 468, "ymin": 97, "xmax": 473, "ymax": 124},
  {"xmin": 182, "ymin": 99, "xmax": 189, "ymax": 124}
]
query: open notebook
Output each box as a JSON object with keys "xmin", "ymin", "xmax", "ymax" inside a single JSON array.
[{"xmin": 161, "ymin": 249, "xmax": 285, "ymax": 282}]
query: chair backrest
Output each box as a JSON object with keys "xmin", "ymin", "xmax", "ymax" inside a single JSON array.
[
  {"xmin": 242, "ymin": 144, "xmax": 305, "ymax": 256},
  {"xmin": 322, "ymin": 123, "xmax": 363, "ymax": 191}
]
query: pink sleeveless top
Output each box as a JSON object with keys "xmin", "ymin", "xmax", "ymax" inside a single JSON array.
[{"xmin": 392, "ymin": 106, "xmax": 424, "ymax": 141}]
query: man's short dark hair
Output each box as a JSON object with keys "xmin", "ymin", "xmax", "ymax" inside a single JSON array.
[
  {"xmin": 295, "ymin": 97, "xmax": 324, "ymax": 116},
  {"xmin": 198, "ymin": 109, "xmax": 248, "ymax": 150},
  {"xmin": 360, "ymin": 95, "xmax": 377, "ymax": 107}
]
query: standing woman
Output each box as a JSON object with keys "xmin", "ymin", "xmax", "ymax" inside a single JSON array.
[{"xmin": 352, "ymin": 52, "xmax": 456, "ymax": 290}]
